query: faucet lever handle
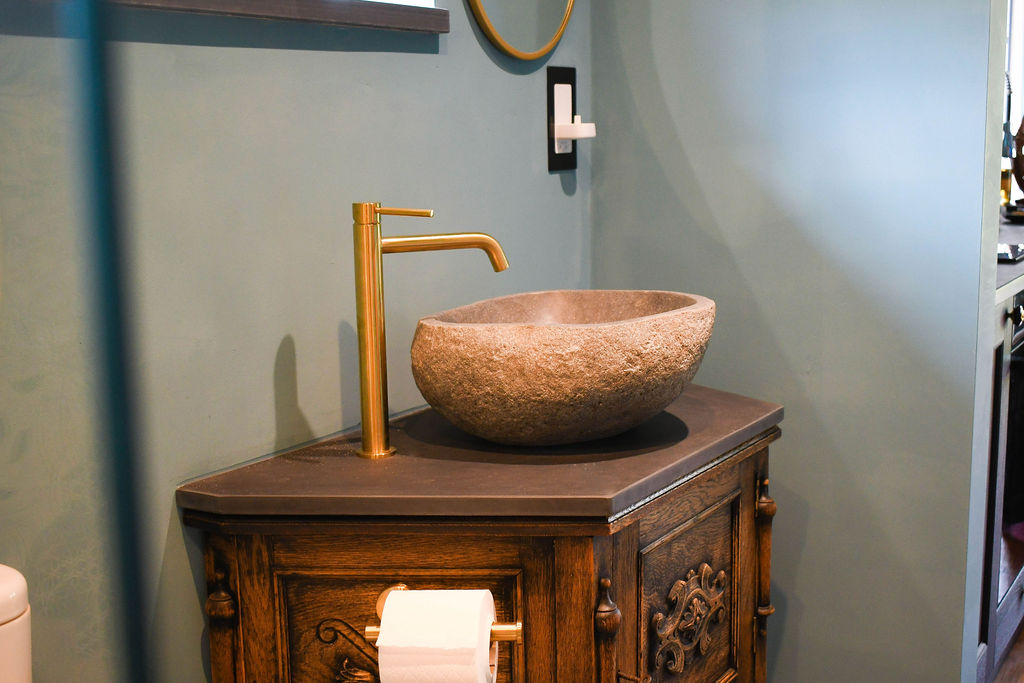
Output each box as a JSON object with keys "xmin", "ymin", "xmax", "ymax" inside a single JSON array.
[{"xmin": 376, "ymin": 206, "xmax": 434, "ymax": 218}]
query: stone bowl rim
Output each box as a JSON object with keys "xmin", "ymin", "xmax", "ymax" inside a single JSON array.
[{"xmin": 416, "ymin": 289, "xmax": 715, "ymax": 330}]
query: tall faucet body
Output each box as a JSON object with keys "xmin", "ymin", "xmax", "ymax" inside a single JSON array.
[{"xmin": 352, "ymin": 202, "xmax": 508, "ymax": 459}]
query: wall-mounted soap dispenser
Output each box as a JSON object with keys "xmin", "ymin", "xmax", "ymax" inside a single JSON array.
[{"xmin": 547, "ymin": 66, "xmax": 596, "ymax": 171}]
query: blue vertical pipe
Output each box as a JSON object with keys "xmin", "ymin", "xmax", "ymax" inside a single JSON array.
[{"xmin": 70, "ymin": 0, "xmax": 149, "ymax": 680}]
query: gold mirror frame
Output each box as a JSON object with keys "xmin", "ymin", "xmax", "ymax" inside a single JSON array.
[{"xmin": 466, "ymin": 0, "xmax": 575, "ymax": 61}]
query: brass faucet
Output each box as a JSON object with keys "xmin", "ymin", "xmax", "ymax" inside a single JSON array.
[{"xmin": 352, "ymin": 202, "xmax": 509, "ymax": 459}]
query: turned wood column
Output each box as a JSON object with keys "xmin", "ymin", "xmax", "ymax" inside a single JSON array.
[
  {"xmin": 203, "ymin": 537, "xmax": 239, "ymax": 683},
  {"xmin": 755, "ymin": 473, "xmax": 777, "ymax": 682},
  {"xmin": 594, "ymin": 577, "xmax": 622, "ymax": 683}
]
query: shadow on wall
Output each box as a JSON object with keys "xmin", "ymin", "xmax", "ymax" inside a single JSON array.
[
  {"xmin": 151, "ymin": 333, "xmax": 322, "ymax": 679},
  {"xmin": 151, "ymin": 332, "xmax": 341, "ymax": 680},
  {"xmin": 104, "ymin": 7, "xmax": 440, "ymax": 52},
  {"xmin": 275, "ymin": 334, "xmax": 315, "ymax": 452},
  {"xmin": 0, "ymin": 2, "xmax": 61, "ymax": 37},
  {"xmin": 151, "ymin": 512, "xmax": 209, "ymax": 681},
  {"xmin": 460, "ymin": 3, "xmax": 556, "ymax": 76},
  {"xmin": 0, "ymin": 2, "xmax": 441, "ymax": 54},
  {"xmin": 590, "ymin": 1, "xmax": 974, "ymax": 679}
]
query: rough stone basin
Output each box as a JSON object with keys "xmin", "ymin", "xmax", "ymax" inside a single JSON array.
[{"xmin": 410, "ymin": 289, "xmax": 715, "ymax": 446}]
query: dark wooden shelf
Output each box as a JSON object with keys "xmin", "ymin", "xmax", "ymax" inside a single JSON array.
[
  {"xmin": 110, "ymin": 0, "xmax": 450, "ymax": 33},
  {"xmin": 176, "ymin": 384, "xmax": 784, "ymax": 520}
]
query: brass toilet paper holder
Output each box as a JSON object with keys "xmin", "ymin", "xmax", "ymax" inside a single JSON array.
[{"xmin": 363, "ymin": 584, "xmax": 524, "ymax": 645}]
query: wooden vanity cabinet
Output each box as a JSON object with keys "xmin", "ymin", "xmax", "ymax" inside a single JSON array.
[{"xmin": 178, "ymin": 385, "xmax": 782, "ymax": 683}]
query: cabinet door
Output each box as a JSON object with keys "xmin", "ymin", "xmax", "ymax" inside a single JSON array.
[
  {"xmin": 637, "ymin": 452, "xmax": 759, "ymax": 682},
  {"xmin": 266, "ymin": 531, "xmax": 554, "ymax": 683},
  {"xmin": 280, "ymin": 571, "xmax": 520, "ymax": 682}
]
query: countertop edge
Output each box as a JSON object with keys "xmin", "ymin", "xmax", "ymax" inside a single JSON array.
[
  {"xmin": 608, "ymin": 421, "xmax": 781, "ymax": 521},
  {"xmin": 175, "ymin": 385, "xmax": 784, "ymax": 520}
]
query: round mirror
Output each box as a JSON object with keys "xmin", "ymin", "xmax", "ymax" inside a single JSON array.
[{"xmin": 467, "ymin": 0, "xmax": 575, "ymax": 61}]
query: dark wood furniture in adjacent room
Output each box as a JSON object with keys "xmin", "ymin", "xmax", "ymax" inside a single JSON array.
[{"xmin": 177, "ymin": 384, "xmax": 783, "ymax": 682}]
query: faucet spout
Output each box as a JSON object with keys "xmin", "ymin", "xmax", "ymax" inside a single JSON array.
[
  {"xmin": 381, "ymin": 233, "xmax": 509, "ymax": 272},
  {"xmin": 351, "ymin": 202, "xmax": 509, "ymax": 459}
]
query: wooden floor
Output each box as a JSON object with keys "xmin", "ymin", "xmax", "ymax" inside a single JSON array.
[
  {"xmin": 995, "ymin": 534, "xmax": 1024, "ymax": 682},
  {"xmin": 997, "ymin": 625, "xmax": 1024, "ymax": 683}
]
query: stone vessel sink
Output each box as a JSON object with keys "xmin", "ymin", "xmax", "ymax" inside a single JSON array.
[{"xmin": 410, "ymin": 289, "xmax": 715, "ymax": 446}]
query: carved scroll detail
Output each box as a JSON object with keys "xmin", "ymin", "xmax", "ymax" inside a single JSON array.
[
  {"xmin": 334, "ymin": 658, "xmax": 378, "ymax": 682},
  {"xmin": 651, "ymin": 563, "xmax": 727, "ymax": 675},
  {"xmin": 315, "ymin": 618, "xmax": 380, "ymax": 682}
]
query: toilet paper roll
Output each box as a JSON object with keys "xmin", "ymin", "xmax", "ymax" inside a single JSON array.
[{"xmin": 377, "ymin": 589, "xmax": 498, "ymax": 683}]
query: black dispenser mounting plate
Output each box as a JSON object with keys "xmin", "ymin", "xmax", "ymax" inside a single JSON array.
[{"xmin": 547, "ymin": 66, "xmax": 577, "ymax": 172}]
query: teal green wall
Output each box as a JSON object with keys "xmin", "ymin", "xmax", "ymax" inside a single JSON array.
[
  {"xmin": 2, "ymin": 0, "xmax": 1008, "ymax": 680},
  {"xmin": 0, "ymin": 28, "xmax": 125, "ymax": 681},
  {"xmin": 590, "ymin": 1, "xmax": 997, "ymax": 680},
  {"xmin": 0, "ymin": 2, "xmax": 591, "ymax": 679}
]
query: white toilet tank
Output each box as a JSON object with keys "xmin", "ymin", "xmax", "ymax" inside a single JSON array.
[{"xmin": 0, "ymin": 564, "xmax": 31, "ymax": 682}]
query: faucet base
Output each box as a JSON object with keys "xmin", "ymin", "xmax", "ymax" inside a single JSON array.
[{"xmin": 357, "ymin": 445, "xmax": 396, "ymax": 460}]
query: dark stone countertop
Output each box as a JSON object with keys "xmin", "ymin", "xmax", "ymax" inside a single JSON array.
[{"xmin": 175, "ymin": 384, "xmax": 783, "ymax": 520}]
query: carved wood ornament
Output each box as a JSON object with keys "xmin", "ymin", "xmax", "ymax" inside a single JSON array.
[
  {"xmin": 651, "ymin": 563, "xmax": 727, "ymax": 675},
  {"xmin": 334, "ymin": 659, "xmax": 378, "ymax": 682},
  {"xmin": 315, "ymin": 618, "xmax": 380, "ymax": 682}
]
